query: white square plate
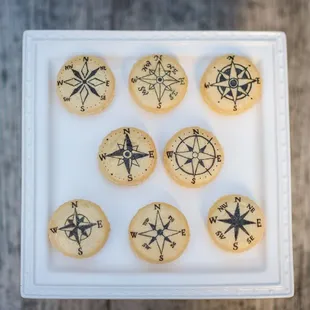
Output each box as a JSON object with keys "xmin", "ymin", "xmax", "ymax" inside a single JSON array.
[{"xmin": 21, "ymin": 31, "xmax": 293, "ymax": 299}]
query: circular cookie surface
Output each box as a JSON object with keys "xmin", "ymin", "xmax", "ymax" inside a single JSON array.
[
  {"xmin": 48, "ymin": 199, "xmax": 110, "ymax": 258},
  {"xmin": 200, "ymin": 54, "xmax": 262, "ymax": 115},
  {"xmin": 56, "ymin": 55, "xmax": 115, "ymax": 115},
  {"xmin": 129, "ymin": 202, "xmax": 190, "ymax": 263},
  {"xmin": 164, "ymin": 127, "xmax": 224, "ymax": 187},
  {"xmin": 129, "ymin": 54, "xmax": 188, "ymax": 113},
  {"xmin": 207, "ymin": 195, "xmax": 265, "ymax": 253},
  {"xmin": 98, "ymin": 127, "xmax": 157, "ymax": 185}
]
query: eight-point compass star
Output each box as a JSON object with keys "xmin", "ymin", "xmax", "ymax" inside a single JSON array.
[
  {"xmin": 206, "ymin": 56, "xmax": 259, "ymax": 109},
  {"xmin": 106, "ymin": 134, "xmax": 149, "ymax": 174},
  {"xmin": 138, "ymin": 60, "xmax": 181, "ymax": 103},
  {"xmin": 218, "ymin": 203, "xmax": 256, "ymax": 241},
  {"xmin": 138, "ymin": 210, "xmax": 181, "ymax": 256},
  {"xmin": 175, "ymin": 135, "xmax": 216, "ymax": 177},
  {"xmin": 59, "ymin": 207, "xmax": 97, "ymax": 247},
  {"xmin": 64, "ymin": 59, "xmax": 105, "ymax": 106}
]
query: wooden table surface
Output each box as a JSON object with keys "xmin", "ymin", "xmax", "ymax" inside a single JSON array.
[{"xmin": 0, "ymin": 0, "xmax": 309, "ymax": 309}]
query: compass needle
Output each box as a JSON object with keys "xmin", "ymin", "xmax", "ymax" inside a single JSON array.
[{"xmin": 229, "ymin": 60, "xmax": 238, "ymax": 79}]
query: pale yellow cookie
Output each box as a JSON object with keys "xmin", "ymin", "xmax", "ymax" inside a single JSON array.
[
  {"xmin": 98, "ymin": 127, "xmax": 157, "ymax": 186},
  {"xmin": 200, "ymin": 54, "xmax": 262, "ymax": 115},
  {"xmin": 163, "ymin": 127, "xmax": 224, "ymax": 188},
  {"xmin": 48, "ymin": 199, "xmax": 110, "ymax": 258},
  {"xmin": 129, "ymin": 202, "xmax": 190, "ymax": 263},
  {"xmin": 129, "ymin": 54, "xmax": 188, "ymax": 113},
  {"xmin": 56, "ymin": 55, "xmax": 115, "ymax": 115},
  {"xmin": 207, "ymin": 195, "xmax": 265, "ymax": 253}
]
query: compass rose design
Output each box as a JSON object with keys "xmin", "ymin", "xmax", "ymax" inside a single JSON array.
[
  {"xmin": 207, "ymin": 195, "xmax": 265, "ymax": 252},
  {"xmin": 64, "ymin": 58, "xmax": 105, "ymax": 106},
  {"xmin": 59, "ymin": 207, "xmax": 97, "ymax": 248},
  {"xmin": 174, "ymin": 134, "xmax": 217, "ymax": 177},
  {"xmin": 137, "ymin": 60, "xmax": 182, "ymax": 104},
  {"xmin": 106, "ymin": 133, "xmax": 149, "ymax": 175},
  {"xmin": 205, "ymin": 55, "xmax": 260, "ymax": 110},
  {"xmin": 130, "ymin": 205, "xmax": 187, "ymax": 262},
  {"xmin": 218, "ymin": 203, "xmax": 256, "ymax": 241},
  {"xmin": 138, "ymin": 209, "xmax": 182, "ymax": 257}
]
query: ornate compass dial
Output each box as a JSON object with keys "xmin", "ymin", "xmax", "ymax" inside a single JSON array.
[
  {"xmin": 164, "ymin": 127, "xmax": 224, "ymax": 187},
  {"xmin": 129, "ymin": 54, "xmax": 188, "ymax": 113},
  {"xmin": 56, "ymin": 55, "xmax": 115, "ymax": 115},
  {"xmin": 207, "ymin": 195, "xmax": 265, "ymax": 253},
  {"xmin": 200, "ymin": 54, "xmax": 262, "ymax": 115},
  {"xmin": 129, "ymin": 202, "xmax": 190, "ymax": 263},
  {"xmin": 48, "ymin": 200, "xmax": 110, "ymax": 258},
  {"xmin": 98, "ymin": 127, "xmax": 157, "ymax": 185}
]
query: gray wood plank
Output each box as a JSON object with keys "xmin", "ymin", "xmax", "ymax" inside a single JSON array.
[
  {"xmin": 22, "ymin": 299, "xmax": 109, "ymax": 310},
  {"xmin": 0, "ymin": 0, "xmax": 24, "ymax": 309},
  {"xmin": 0, "ymin": 0, "xmax": 309, "ymax": 309}
]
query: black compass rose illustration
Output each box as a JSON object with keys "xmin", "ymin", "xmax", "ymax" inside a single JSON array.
[
  {"xmin": 138, "ymin": 209, "xmax": 183, "ymax": 260},
  {"xmin": 106, "ymin": 133, "xmax": 149, "ymax": 175},
  {"xmin": 205, "ymin": 55, "xmax": 260, "ymax": 109},
  {"xmin": 59, "ymin": 207, "xmax": 97, "ymax": 248},
  {"xmin": 137, "ymin": 60, "xmax": 182, "ymax": 103},
  {"xmin": 174, "ymin": 134, "xmax": 217, "ymax": 177},
  {"xmin": 218, "ymin": 203, "xmax": 256, "ymax": 241},
  {"xmin": 64, "ymin": 58, "xmax": 105, "ymax": 106}
]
